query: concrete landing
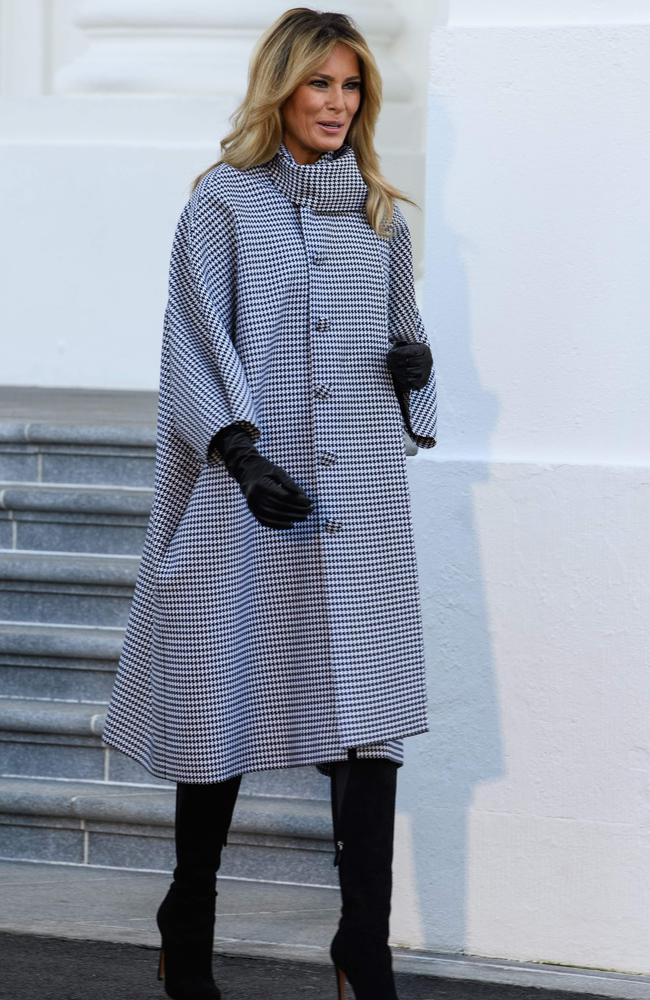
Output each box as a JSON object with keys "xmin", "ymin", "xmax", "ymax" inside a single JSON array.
[
  {"xmin": 0, "ymin": 384, "xmax": 157, "ymax": 426},
  {"xmin": 1, "ymin": 859, "xmax": 648, "ymax": 998}
]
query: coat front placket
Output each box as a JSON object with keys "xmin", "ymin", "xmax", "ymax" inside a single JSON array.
[
  {"xmin": 296, "ymin": 203, "xmax": 343, "ymax": 716},
  {"xmin": 292, "ymin": 197, "xmax": 414, "ymax": 751}
]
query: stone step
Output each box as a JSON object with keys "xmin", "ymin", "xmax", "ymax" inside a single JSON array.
[
  {"xmin": 0, "ymin": 421, "xmax": 155, "ymax": 487},
  {"xmin": 0, "ymin": 776, "xmax": 337, "ymax": 887},
  {"xmin": 0, "ymin": 386, "xmax": 156, "ymax": 488},
  {"xmin": 0, "ymin": 621, "xmax": 122, "ymax": 702},
  {"xmin": 0, "ymin": 550, "xmax": 138, "ymax": 626},
  {"xmin": 0, "ymin": 435, "xmax": 156, "ymax": 488},
  {"xmin": 0, "ymin": 696, "xmax": 142, "ymax": 785},
  {"xmin": 0, "ymin": 482, "xmax": 151, "ymax": 554}
]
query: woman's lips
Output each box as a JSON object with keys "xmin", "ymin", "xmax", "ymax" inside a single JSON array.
[{"xmin": 317, "ymin": 122, "xmax": 344, "ymax": 132}]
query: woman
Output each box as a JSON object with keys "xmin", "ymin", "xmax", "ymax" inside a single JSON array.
[{"xmin": 101, "ymin": 7, "xmax": 437, "ymax": 999}]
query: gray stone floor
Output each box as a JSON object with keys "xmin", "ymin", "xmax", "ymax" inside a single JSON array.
[
  {"xmin": 1, "ymin": 859, "xmax": 649, "ymax": 998},
  {"xmin": 0, "ymin": 856, "xmax": 338, "ymax": 958}
]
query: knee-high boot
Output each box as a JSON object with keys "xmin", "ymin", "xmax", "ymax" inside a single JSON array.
[
  {"xmin": 156, "ymin": 774, "xmax": 242, "ymax": 1000},
  {"xmin": 330, "ymin": 753, "xmax": 400, "ymax": 1000}
]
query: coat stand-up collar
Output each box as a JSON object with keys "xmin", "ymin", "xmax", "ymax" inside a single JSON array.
[{"xmin": 266, "ymin": 139, "xmax": 368, "ymax": 213}]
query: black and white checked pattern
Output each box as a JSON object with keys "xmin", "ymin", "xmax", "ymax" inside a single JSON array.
[{"xmin": 101, "ymin": 140, "xmax": 438, "ymax": 783}]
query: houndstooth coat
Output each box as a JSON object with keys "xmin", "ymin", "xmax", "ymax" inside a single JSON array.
[{"xmin": 101, "ymin": 140, "xmax": 438, "ymax": 783}]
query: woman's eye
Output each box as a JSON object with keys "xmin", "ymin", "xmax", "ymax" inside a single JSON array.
[{"xmin": 309, "ymin": 79, "xmax": 361, "ymax": 89}]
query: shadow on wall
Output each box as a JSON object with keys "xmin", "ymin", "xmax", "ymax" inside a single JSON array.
[{"xmin": 399, "ymin": 94, "xmax": 503, "ymax": 953}]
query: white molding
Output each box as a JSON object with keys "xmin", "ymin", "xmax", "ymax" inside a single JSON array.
[
  {"xmin": 0, "ymin": 0, "xmax": 49, "ymax": 96},
  {"xmin": 448, "ymin": 0, "xmax": 650, "ymax": 26},
  {"xmin": 73, "ymin": 0, "xmax": 400, "ymax": 33},
  {"xmin": 54, "ymin": 0, "xmax": 413, "ymax": 98}
]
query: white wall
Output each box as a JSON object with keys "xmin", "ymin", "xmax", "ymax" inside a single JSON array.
[{"xmin": 391, "ymin": 4, "xmax": 650, "ymax": 975}]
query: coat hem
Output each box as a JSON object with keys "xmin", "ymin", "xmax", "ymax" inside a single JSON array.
[{"xmin": 100, "ymin": 719, "xmax": 426, "ymax": 784}]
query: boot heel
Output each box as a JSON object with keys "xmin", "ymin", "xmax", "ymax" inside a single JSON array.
[
  {"xmin": 334, "ymin": 962, "xmax": 346, "ymax": 1000},
  {"xmin": 157, "ymin": 942, "xmax": 165, "ymax": 981}
]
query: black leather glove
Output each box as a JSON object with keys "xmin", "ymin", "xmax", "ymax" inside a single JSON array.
[
  {"xmin": 210, "ymin": 423, "xmax": 314, "ymax": 530},
  {"xmin": 387, "ymin": 341, "xmax": 433, "ymax": 393}
]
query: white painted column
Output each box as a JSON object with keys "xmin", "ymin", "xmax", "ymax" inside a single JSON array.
[
  {"xmin": 0, "ymin": 0, "xmax": 49, "ymax": 96},
  {"xmin": 392, "ymin": 0, "xmax": 650, "ymax": 976}
]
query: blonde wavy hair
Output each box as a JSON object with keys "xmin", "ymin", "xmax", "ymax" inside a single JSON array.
[{"xmin": 190, "ymin": 7, "xmax": 417, "ymax": 238}]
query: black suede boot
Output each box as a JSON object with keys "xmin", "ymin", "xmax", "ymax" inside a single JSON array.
[
  {"xmin": 329, "ymin": 753, "xmax": 400, "ymax": 1000},
  {"xmin": 156, "ymin": 775, "xmax": 242, "ymax": 999}
]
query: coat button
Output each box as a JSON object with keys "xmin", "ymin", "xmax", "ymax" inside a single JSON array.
[
  {"xmin": 314, "ymin": 317, "xmax": 330, "ymax": 331},
  {"xmin": 314, "ymin": 384, "xmax": 332, "ymax": 399},
  {"xmin": 324, "ymin": 518, "xmax": 343, "ymax": 534},
  {"xmin": 311, "ymin": 252, "xmax": 326, "ymax": 266},
  {"xmin": 320, "ymin": 452, "xmax": 336, "ymax": 467}
]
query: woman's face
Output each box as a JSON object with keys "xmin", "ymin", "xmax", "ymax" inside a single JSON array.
[{"xmin": 281, "ymin": 42, "xmax": 362, "ymax": 165}]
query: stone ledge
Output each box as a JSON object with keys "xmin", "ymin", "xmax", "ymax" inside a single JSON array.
[
  {"xmin": 0, "ymin": 621, "xmax": 123, "ymax": 661},
  {"xmin": 0, "ymin": 422, "xmax": 156, "ymax": 448},
  {"xmin": 0, "ymin": 776, "xmax": 332, "ymax": 841},
  {"xmin": 0, "ymin": 483, "xmax": 152, "ymax": 515},
  {"xmin": 0, "ymin": 549, "xmax": 139, "ymax": 585},
  {"xmin": 0, "ymin": 697, "xmax": 107, "ymax": 735}
]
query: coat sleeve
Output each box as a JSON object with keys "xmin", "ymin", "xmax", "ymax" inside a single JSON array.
[
  {"xmin": 163, "ymin": 171, "xmax": 261, "ymax": 466},
  {"xmin": 388, "ymin": 202, "xmax": 438, "ymax": 449}
]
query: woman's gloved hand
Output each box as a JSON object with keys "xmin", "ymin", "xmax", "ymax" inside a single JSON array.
[
  {"xmin": 387, "ymin": 341, "xmax": 433, "ymax": 393},
  {"xmin": 210, "ymin": 424, "xmax": 314, "ymax": 530}
]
